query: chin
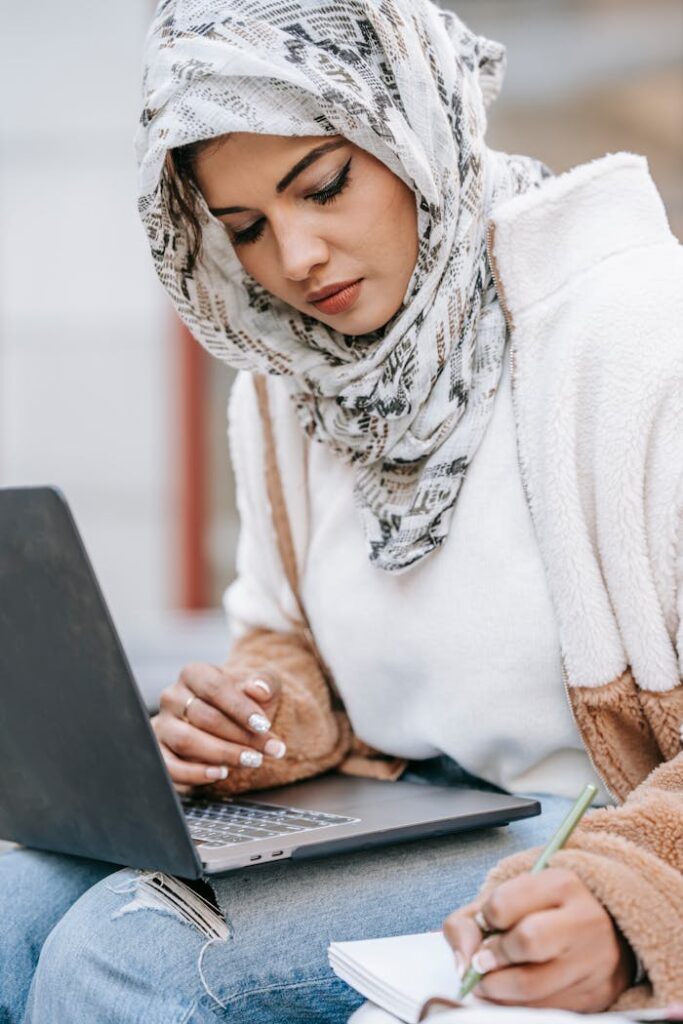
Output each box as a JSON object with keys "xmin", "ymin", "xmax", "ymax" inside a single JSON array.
[
  {"xmin": 328, "ymin": 304, "xmax": 401, "ymax": 336},
  {"xmin": 291, "ymin": 285, "xmax": 402, "ymax": 336}
]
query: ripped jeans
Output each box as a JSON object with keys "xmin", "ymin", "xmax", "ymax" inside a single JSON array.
[{"xmin": 0, "ymin": 761, "xmax": 573, "ymax": 1024}]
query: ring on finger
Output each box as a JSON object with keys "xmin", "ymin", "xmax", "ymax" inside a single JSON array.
[
  {"xmin": 181, "ymin": 694, "xmax": 198, "ymax": 723},
  {"xmin": 474, "ymin": 909, "xmax": 494, "ymax": 935}
]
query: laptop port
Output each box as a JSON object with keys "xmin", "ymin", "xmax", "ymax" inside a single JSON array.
[
  {"xmin": 249, "ymin": 854, "xmax": 261, "ymax": 861},
  {"xmin": 271, "ymin": 851, "xmax": 284, "ymax": 857}
]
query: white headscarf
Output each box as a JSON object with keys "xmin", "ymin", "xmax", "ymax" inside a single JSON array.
[{"xmin": 136, "ymin": 0, "xmax": 549, "ymax": 572}]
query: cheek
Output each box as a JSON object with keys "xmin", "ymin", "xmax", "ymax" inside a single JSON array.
[
  {"xmin": 233, "ymin": 244, "xmax": 280, "ymax": 294},
  {"xmin": 357, "ymin": 172, "xmax": 417, "ymax": 262},
  {"xmin": 370, "ymin": 174, "xmax": 413, "ymax": 241}
]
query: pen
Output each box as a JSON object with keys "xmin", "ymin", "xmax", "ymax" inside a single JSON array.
[{"xmin": 457, "ymin": 782, "xmax": 598, "ymax": 1001}]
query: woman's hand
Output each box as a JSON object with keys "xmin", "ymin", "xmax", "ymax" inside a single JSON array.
[
  {"xmin": 443, "ymin": 868, "xmax": 634, "ymax": 1011},
  {"xmin": 151, "ymin": 661, "xmax": 287, "ymax": 792}
]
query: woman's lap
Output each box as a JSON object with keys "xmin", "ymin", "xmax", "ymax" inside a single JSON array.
[
  {"xmin": 1, "ymin": 793, "xmax": 571, "ymax": 1024},
  {"xmin": 0, "ymin": 849, "xmax": 116, "ymax": 1021}
]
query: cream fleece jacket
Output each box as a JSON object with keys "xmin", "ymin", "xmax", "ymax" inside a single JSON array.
[{"xmin": 215, "ymin": 153, "xmax": 682, "ymax": 1004}]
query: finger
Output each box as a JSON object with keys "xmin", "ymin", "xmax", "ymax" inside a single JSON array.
[
  {"xmin": 241, "ymin": 673, "xmax": 282, "ymax": 705},
  {"xmin": 477, "ymin": 907, "xmax": 570, "ymax": 969},
  {"xmin": 180, "ymin": 663, "xmax": 278, "ymax": 736},
  {"xmin": 443, "ymin": 902, "xmax": 486, "ymax": 968},
  {"xmin": 158, "ymin": 740, "xmax": 230, "ymax": 787},
  {"xmin": 477, "ymin": 961, "xmax": 593, "ymax": 1009},
  {"xmin": 481, "ymin": 869, "xmax": 579, "ymax": 933},
  {"xmin": 167, "ymin": 686, "xmax": 287, "ymax": 760},
  {"xmin": 162, "ymin": 716, "xmax": 271, "ymax": 770}
]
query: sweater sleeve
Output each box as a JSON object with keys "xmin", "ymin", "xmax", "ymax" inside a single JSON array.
[
  {"xmin": 677, "ymin": 473, "xmax": 683, "ymax": 678},
  {"xmin": 480, "ymin": 754, "xmax": 683, "ymax": 1008},
  {"xmin": 205, "ymin": 627, "xmax": 352, "ymax": 795},
  {"xmin": 213, "ymin": 373, "xmax": 352, "ymax": 795},
  {"xmin": 222, "ymin": 371, "xmax": 304, "ymax": 638}
]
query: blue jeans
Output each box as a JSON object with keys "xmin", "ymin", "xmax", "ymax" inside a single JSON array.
[{"xmin": 0, "ymin": 760, "xmax": 572, "ymax": 1024}]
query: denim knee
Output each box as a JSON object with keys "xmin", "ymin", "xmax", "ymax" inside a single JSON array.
[
  {"xmin": 0, "ymin": 849, "xmax": 114, "ymax": 1023},
  {"xmin": 23, "ymin": 869, "xmax": 232, "ymax": 1024},
  {"xmin": 23, "ymin": 865, "xmax": 364, "ymax": 1024}
]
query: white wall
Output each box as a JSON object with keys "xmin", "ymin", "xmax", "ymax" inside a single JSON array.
[{"xmin": 0, "ymin": 1, "xmax": 176, "ymax": 627}]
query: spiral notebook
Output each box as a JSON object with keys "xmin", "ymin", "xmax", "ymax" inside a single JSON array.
[{"xmin": 328, "ymin": 930, "xmax": 672, "ymax": 1023}]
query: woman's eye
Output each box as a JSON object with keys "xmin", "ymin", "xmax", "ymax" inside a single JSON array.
[
  {"xmin": 308, "ymin": 157, "xmax": 353, "ymax": 206},
  {"xmin": 230, "ymin": 157, "xmax": 353, "ymax": 247},
  {"xmin": 231, "ymin": 219, "xmax": 265, "ymax": 247}
]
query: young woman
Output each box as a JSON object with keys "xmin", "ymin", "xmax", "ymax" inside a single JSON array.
[{"xmin": 2, "ymin": 1, "xmax": 681, "ymax": 1021}]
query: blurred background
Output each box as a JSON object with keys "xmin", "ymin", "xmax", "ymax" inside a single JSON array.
[{"xmin": 0, "ymin": 0, "xmax": 681, "ymax": 701}]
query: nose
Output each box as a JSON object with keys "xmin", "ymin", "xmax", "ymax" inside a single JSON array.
[{"xmin": 273, "ymin": 217, "xmax": 329, "ymax": 282}]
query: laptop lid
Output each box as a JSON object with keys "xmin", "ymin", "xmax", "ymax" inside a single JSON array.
[
  {"xmin": 0, "ymin": 486, "xmax": 203, "ymax": 879},
  {"xmin": 0, "ymin": 486, "xmax": 540, "ymax": 880}
]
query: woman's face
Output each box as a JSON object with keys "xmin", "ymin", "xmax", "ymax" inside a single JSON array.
[{"xmin": 193, "ymin": 132, "xmax": 419, "ymax": 335}]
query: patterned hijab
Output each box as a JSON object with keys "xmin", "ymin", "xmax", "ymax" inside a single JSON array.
[{"xmin": 136, "ymin": 0, "xmax": 548, "ymax": 573}]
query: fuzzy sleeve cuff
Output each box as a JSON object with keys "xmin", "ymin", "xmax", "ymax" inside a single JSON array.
[
  {"xmin": 481, "ymin": 755, "xmax": 683, "ymax": 1007},
  {"xmin": 205, "ymin": 627, "xmax": 353, "ymax": 796}
]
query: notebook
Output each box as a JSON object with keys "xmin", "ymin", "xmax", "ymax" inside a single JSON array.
[
  {"xmin": 328, "ymin": 930, "xmax": 673, "ymax": 1023},
  {"xmin": 348, "ymin": 1004, "xmax": 677, "ymax": 1024}
]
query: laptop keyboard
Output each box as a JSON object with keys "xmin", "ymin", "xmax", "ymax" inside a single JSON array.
[{"xmin": 182, "ymin": 798, "xmax": 359, "ymax": 848}]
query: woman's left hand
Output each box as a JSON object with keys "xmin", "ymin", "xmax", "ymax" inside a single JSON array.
[{"xmin": 443, "ymin": 868, "xmax": 634, "ymax": 1011}]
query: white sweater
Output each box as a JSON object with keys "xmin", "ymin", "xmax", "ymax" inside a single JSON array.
[{"xmin": 225, "ymin": 334, "xmax": 604, "ymax": 801}]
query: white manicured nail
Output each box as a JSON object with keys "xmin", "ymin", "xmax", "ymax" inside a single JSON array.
[
  {"xmin": 205, "ymin": 766, "xmax": 229, "ymax": 780},
  {"xmin": 264, "ymin": 739, "xmax": 287, "ymax": 759},
  {"xmin": 472, "ymin": 948, "xmax": 497, "ymax": 975},
  {"xmin": 454, "ymin": 951, "xmax": 466, "ymax": 979},
  {"xmin": 240, "ymin": 750, "xmax": 263, "ymax": 768},
  {"xmin": 248, "ymin": 713, "xmax": 270, "ymax": 734},
  {"xmin": 250, "ymin": 678, "xmax": 271, "ymax": 696}
]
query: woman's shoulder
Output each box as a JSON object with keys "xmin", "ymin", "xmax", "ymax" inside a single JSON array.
[
  {"xmin": 493, "ymin": 153, "xmax": 683, "ymax": 399},
  {"xmin": 491, "ymin": 151, "xmax": 682, "ymax": 345}
]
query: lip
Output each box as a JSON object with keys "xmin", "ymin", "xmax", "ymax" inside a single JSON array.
[
  {"xmin": 307, "ymin": 278, "xmax": 361, "ymax": 302},
  {"xmin": 308, "ymin": 278, "xmax": 363, "ymax": 315}
]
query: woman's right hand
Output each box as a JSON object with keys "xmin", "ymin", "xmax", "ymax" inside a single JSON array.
[{"xmin": 151, "ymin": 662, "xmax": 287, "ymax": 792}]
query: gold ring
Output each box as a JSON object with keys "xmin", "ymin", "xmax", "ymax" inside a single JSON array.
[
  {"xmin": 474, "ymin": 909, "xmax": 493, "ymax": 935},
  {"xmin": 181, "ymin": 695, "xmax": 197, "ymax": 723}
]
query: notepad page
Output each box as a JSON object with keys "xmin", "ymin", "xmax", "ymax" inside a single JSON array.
[
  {"xmin": 350, "ymin": 1002, "xmax": 673, "ymax": 1024},
  {"xmin": 329, "ymin": 931, "xmax": 671, "ymax": 1024},
  {"xmin": 329, "ymin": 930, "xmax": 460, "ymax": 1023}
]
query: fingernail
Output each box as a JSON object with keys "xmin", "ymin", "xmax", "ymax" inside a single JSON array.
[
  {"xmin": 264, "ymin": 739, "xmax": 287, "ymax": 759},
  {"xmin": 454, "ymin": 951, "xmax": 466, "ymax": 979},
  {"xmin": 249, "ymin": 678, "xmax": 271, "ymax": 697},
  {"xmin": 471, "ymin": 948, "xmax": 497, "ymax": 975},
  {"xmin": 239, "ymin": 750, "xmax": 263, "ymax": 768},
  {"xmin": 205, "ymin": 766, "xmax": 229, "ymax": 780},
  {"xmin": 248, "ymin": 712, "xmax": 271, "ymax": 734}
]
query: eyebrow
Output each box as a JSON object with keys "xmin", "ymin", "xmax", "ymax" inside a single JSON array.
[{"xmin": 207, "ymin": 140, "xmax": 347, "ymax": 217}]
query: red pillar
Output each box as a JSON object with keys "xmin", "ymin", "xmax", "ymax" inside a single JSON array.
[{"xmin": 177, "ymin": 320, "xmax": 208, "ymax": 609}]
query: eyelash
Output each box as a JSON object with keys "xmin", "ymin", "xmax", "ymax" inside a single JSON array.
[{"xmin": 230, "ymin": 158, "xmax": 353, "ymax": 247}]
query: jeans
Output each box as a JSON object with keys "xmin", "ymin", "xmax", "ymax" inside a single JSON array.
[{"xmin": 0, "ymin": 759, "xmax": 573, "ymax": 1024}]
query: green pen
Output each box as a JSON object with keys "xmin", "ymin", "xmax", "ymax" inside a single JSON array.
[{"xmin": 457, "ymin": 782, "xmax": 598, "ymax": 1001}]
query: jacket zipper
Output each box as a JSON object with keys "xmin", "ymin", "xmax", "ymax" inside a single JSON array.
[{"xmin": 484, "ymin": 220, "xmax": 616, "ymax": 804}]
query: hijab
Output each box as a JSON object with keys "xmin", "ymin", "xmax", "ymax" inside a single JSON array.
[{"xmin": 136, "ymin": 0, "xmax": 549, "ymax": 572}]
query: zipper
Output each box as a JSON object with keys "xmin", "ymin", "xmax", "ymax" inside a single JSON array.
[
  {"xmin": 485, "ymin": 219, "xmax": 616, "ymax": 804},
  {"xmin": 485, "ymin": 221, "xmax": 513, "ymax": 334}
]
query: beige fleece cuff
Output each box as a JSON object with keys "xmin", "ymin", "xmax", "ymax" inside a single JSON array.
[
  {"xmin": 205, "ymin": 627, "xmax": 353, "ymax": 795},
  {"xmin": 482, "ymin": 832, "xmax": 683, "ymax": 1007}
]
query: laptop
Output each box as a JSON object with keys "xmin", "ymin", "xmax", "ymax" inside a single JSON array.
[{"xmin": 0, "ymin": 486, "xmax": 540, "ymax": 879}]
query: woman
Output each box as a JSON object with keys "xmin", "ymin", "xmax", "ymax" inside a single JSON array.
[{"xmin": 2, "ymin": 1, "xmax": 681, "ymax": 1021}]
